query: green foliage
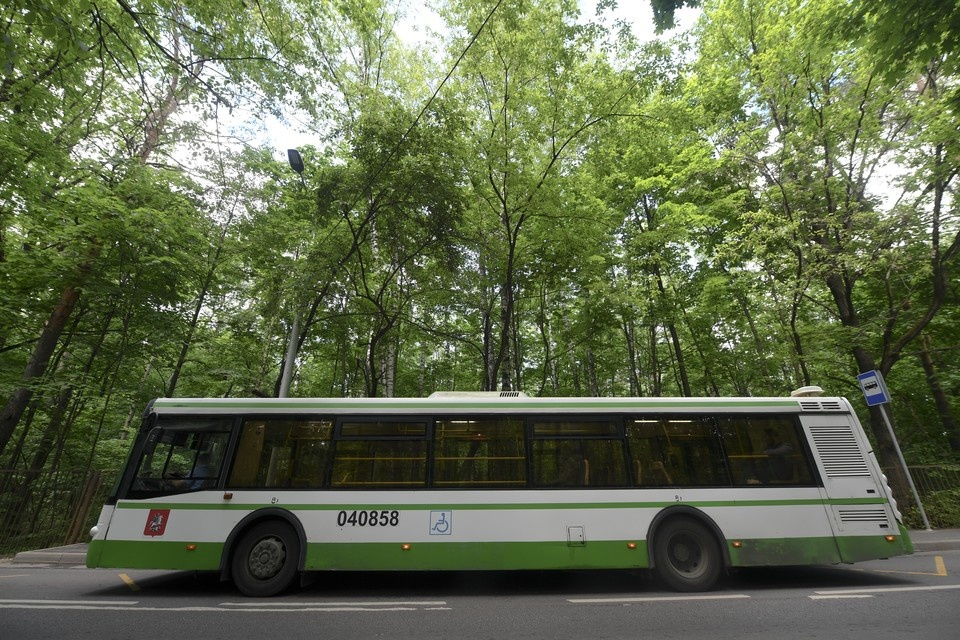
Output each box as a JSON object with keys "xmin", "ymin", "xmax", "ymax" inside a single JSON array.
[
  {"xmin": 650, "ymin": 0, "xmax": 702, "ymax": 31},
  {"xmin": 904, "ymin": 489, "xmax": 960, "ymax": 530},
  {"xmin": 0, "ymin": 0, "xmax": 957, "ymax": 497}
]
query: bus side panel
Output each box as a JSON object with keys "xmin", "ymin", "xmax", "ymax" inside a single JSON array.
[
  {"xmin": 88, "ymin": 497, "xmax": 244, "ymax": 571},
  {"xmin": 85, "ymin": 505, "xmax": 115, "ymax": 569},
  {"xmin": 302, "ymin": 540, "xmax": 649, "ymax": 571},
  {"xmin": 799, "ymin": 412, "xmax": 912, "ymax": 562}
]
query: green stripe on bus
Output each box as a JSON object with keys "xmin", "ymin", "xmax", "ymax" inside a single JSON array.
[
  {"xmin": 87, "ymin": 539, "xmax": 224, "ymax": 571},
  {"xmin": 116, "ymin": 497, "xmax": 890, "ymax": 511},
  {"xmin": 306, "ymin": 540, "xmax": 649, "ymax": 570},
  {"xmin": 88, "ymin": 533, "xmax": 910, "ymax": 573},
  {"xmin": 729, "ymin": 531, "xmax": 913, "ymax": 565}
]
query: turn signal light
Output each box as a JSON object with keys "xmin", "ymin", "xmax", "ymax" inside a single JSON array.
[
  {"xmin": 885, "ymin": 535, "xmax": 896, "ymax": 542},
  {"xmin": 401, "ymin": 544, "xmax": 412, "ymax": 551},
  {"xmin": 186, "ymin": 544, "xmax": 197, "ymax": 551}
]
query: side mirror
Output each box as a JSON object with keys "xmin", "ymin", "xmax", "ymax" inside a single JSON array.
[{"xmin": 143, "ymin": 427, "xmax": 162, "ymax": 455}]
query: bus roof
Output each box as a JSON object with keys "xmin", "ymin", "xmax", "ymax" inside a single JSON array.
[{"xmin": 149, "ymin": 395, "xmax": 852, "ymax": 415}]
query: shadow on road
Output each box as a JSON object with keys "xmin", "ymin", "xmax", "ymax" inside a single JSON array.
[{"xmin": 85, "ymin": 563, "xmax": 917, "ymax": 600}]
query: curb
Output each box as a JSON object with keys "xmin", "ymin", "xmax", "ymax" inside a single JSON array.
[{"xmin": 11, "ymin": 545, "xmax": 88, "ymax": 566}]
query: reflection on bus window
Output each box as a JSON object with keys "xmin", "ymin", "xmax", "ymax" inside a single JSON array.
[
  {"xmin": 627, "ymin": 417, "xmax": 730, "ymax": 487},
  {"xmin": 718, "ymin": 416, "xmax": 815, "ymax": 486},
  {"xmin": 331, "ymin": 421, "xmax": 427, "ymax": 488},
  {"xmin": 228, "ymin": 419, "xmax": 333, "ymax": 489},
  {"xmin": 433, "ymin": 418, "xmax": 526, "ymax": 488},
  {"xmin": 531, "ymin": 420, "xmax": 627, "ymax": 488},
  {"xmin": 131, "ymin": 417, "xmax": 232, "ymax": 495}
]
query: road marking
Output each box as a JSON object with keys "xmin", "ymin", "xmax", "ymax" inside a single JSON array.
[
  {"xmin": 220, "ymin": 600, "xmax": 447, "ymax": 608},
  {"xmin": 119, "ymin": 573, "xmax": 140, "ymax": 592},
  {"xmin": 0, "ymin": 599, "xmax": 138, "ymax": 606},
  {"xmin": 0, "ymin": 601, "xmax": 444, "ymax": 612},
  {"xmin": 870, "ymin": 555, "xmax": 949, "ymax": 577},
  {"xmin": 809, "ymin": 595, "xmax": 874, "ymax": 600},
  {"xmin": 568, "ymin": 594, "xmax": 751, "ymax": 604},
  {"xmin": 0, "ymin": 574, "xmax": 30, "ymax": 579},
  {"xmin": 814, "ymin": 584, "xmax": 960, "ymax": 596}
]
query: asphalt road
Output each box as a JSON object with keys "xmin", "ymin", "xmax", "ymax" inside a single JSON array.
[{"xmin": 2, "ymin": 547, "xmax": 959, "ymax": 640}]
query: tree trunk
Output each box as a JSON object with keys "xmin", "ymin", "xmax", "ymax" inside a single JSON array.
[
  {"xmin": 0, "ymin": 282, "xmax": 85, "ymax": 457},
  {"xmin": 166, "ymin": 212, "xmax": 233, "ymax": 397},
  {"xmin": 649, "ymin": 324, "xmax": 661, "ymax": 396},
  {"xmin": 919, "ymin": 334, "xmax": 960, "ymax": 452},
  {"xmin": 622, "ymin": 317, "xmax": 641, "ymax": 396}
]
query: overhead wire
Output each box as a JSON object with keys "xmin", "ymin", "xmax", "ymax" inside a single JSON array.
[{"xmin": 342, "ymin": 0, "xmax": 507, "ymax": 215}]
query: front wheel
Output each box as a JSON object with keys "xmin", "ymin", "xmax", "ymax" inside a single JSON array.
[
  {"xmin": 231, "ymin": 521, "xmax": 301, "ymax": 597},
  {"xmin": 652, "ymin": 517, "xmax": 722, "ymax": 592}
]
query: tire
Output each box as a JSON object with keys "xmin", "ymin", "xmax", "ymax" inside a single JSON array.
[
  {"xmin": 652, "ymin": 517, "xmax": 722, "ymax": 592},
  {"xmin": 231, "ymin": 520, "xmax": 301, "ymax": 597}
]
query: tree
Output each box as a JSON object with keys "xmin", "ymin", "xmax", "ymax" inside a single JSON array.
[
  {"xmin": 440, "ymin": 0, "xmax": 635, "ymax": 391},
  {"xmin": 693, "ymin": 0, "xmax": 960, "ymax": 496},
  {"xmin": 0, "ymin": 0, "xmax": 327, "ymax": 458}
]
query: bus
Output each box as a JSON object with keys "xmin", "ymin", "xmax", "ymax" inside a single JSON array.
[{"xmin": 86, "ymin": 389, "xmax": 912, "ymax": 596}]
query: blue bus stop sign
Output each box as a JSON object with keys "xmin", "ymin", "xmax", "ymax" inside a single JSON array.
[{"xmin": 858, "ymin": 370, "xmax": 891, "ymax": 406}]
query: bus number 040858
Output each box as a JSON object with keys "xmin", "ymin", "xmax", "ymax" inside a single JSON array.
[{"xmin": 337, "ymin": 510, "xmax": 400, "ymax": 527}]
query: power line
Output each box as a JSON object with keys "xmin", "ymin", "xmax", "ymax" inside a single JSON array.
[{"xmin": 348, "ymin": 0, "xmax": 506, "ymax": 211}]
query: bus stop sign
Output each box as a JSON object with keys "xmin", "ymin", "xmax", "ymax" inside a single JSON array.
[{"xmin": 858, "ymin": 370, "xmax": 891, "ymax": 406}]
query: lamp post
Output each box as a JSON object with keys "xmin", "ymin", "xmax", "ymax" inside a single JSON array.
[{"xmin": 278, "ymin": 149, "xmax": 305, "ymax": 398}]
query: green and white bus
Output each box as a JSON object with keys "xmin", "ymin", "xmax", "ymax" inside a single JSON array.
[{"xmin": 87, "ymin": 389, "xmax": 912, "ymax": 596}]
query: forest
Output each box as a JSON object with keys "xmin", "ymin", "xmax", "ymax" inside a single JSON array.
[{"xmin": 1, "ymin": 0, "xmax": 958, "ymax": 548}]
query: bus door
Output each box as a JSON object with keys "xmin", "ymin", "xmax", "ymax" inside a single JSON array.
[{"xmin": 800, "ymin": 414, "xmax": 898, "ymax": 547}]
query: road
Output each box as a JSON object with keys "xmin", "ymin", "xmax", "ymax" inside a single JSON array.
[{"xmin": 2, "ymin": 551, "xmax": 959, "ymax": 640}]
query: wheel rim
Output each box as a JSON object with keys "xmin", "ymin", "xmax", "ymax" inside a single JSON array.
[
  {"xmin": 247, "ymin": 536, "xmax": 287, "ymax": 580},
  {"xmin": 667, "ymin": 532, "xmax": 706, "ymax": 578}
]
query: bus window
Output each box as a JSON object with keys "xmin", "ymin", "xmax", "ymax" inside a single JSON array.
[
  {"xmin": 331, "ymin": 421, "xmax": 427, "ymax": 488},
  {"xmin": 627, "ymin": 417, "xmax": 730, "ymax": 487},
  {"xmin": 718, "ymin": 416, "xmax": 815, "ymax": 486},
  {"xmin": 130, "ymin": 417, "xmax": 232, "ymax": 495},
  {"xmin": 433, "ymin": 418, "xmax": 526, "ymax": 488},
  {"xmin": 228, "ymin": 419, "xmax": 333, "ymax": 489},
  {"xmin": 531, "ymin": 420, "xmax": 627, "ymax": 488}
]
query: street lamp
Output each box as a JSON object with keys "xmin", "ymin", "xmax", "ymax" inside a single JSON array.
[
  {"xmin": 279, "ymin": 149, "xmax": 305, "ymax": 397},
  {"xmin": 288, "ymin": 148, "xmax": 305, "ymax": 186}
]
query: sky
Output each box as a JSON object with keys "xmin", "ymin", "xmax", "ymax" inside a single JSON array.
[
  {"xmin": 268, "ymin": 0, "xmax": 702, "ymax": 156},
  {"xmin": 396, "ymin": 0, "xmax": 701, "ymax": 46}
]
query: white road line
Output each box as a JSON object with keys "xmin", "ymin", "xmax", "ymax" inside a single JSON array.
[
  {"xmin": 220, "ymin": 600, "xmax": 447, "ymax": 607},
  {"xmin": 0, "ymin": 604, "xmax": 433, "ymax": 612},
  {"xmin": 0, "ymin": 598, "xmax": 448, "ymax": 613},
  {"xmin": 809, "ymin": 595, "xmax": 874, "ymax": 600},
  {"xmin": 0, "ymin": 599, "xmax": 138, "ymax": 606},
  {"xmin": 814, "ymin": 585, "xmax": 960, "ymax": 596},
  {"xmin": 568, "ymin": 594, "xmax": 751, "ymax": 604}
]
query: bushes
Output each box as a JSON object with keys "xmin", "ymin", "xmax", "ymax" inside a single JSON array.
[{"xmin": 903, "ymin": 489, "xmax": 960, "ymax": 529}]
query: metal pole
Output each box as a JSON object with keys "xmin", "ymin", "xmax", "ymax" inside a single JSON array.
[
  {"xmin": 278, "ymin": 313, "xmax": 299, "ymax": 398},
  {"xmin": 878, "ymin": 403, "xmax": 931, "ymax": 531}
]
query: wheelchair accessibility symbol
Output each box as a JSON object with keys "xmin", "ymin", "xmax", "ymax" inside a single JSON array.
[{"xmin": 429, "ymin": 510, "xmax": 452, "ymax": 535}]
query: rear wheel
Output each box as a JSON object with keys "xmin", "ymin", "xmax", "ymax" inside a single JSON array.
[
  {"xmin": 652, "ymin": 517, "xmax": 722, "ymax": 592},
  {"xmin": 231, "ymin": 521, "xmax": 301, "ymax": 597}
]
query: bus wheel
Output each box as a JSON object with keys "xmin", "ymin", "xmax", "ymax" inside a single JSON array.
[
  {"xmin": 231, "ymin": 521, "xmax": 301, "ymax": 597},
  {"xmin": 652, "ymin": 517, "xmax": 722, "ymax": 592}
]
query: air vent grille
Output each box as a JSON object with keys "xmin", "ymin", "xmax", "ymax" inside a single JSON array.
[
  {"xmin": 799, "ymin": 400, "xmax": 844, "ymax": 412},
  {"xmin": 838, "ymin": 508, "xmax": 888, "ymax": 524},
  {"xmin": 809, "ymin": 425, "xmax": 871, "ymax": 477}
]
